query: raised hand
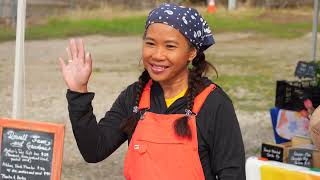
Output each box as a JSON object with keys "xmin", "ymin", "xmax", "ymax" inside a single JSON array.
[{"xmin": 59, "ymin": 38, "xmax": 92, "ymax": 93}]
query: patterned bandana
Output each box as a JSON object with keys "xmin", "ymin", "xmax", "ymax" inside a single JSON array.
[{"xmin": 145, "ymin": 3, "xmax": 215, "ymax": 53}]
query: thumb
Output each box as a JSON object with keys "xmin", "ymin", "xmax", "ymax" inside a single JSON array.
[
  {"xmin": 85, "ymin": 52, "xmax": 92, "ymax": 69},
  {"xmin": 59, "ymin": 57, "xmax": 66, "ymax": 71}
]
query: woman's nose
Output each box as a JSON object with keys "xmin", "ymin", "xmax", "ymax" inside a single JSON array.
[{"xmin": 152, "ymin": 47, "xmax": 166, "ymax": 61}]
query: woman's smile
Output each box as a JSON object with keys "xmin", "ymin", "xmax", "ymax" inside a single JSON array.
[{"xmin": 150, "ymin": 63, "xmax": 170, "ymax": 74}]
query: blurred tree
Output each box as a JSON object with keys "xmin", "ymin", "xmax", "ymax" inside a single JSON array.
[
  {"xmin": 75, "ymin": 0, "xmax": 314, "ymax": 9},
  {"xmin": 184, "ymin": 0, "xmax": 206, "ymax": 4},
  {"xmin": 246, "ymin": 0, "xmax": 313, "ymax": 8},
  {"xmin": 218, "ymin": 0, "xmax": 246, "ymax": 6}
]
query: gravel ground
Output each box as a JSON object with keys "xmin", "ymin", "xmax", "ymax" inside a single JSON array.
[{"xmin": 0, "ymin": 33, "xmax": 318, "ymax": 179}]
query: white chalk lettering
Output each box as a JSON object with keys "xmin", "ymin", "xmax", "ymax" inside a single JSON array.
[
  {"xmin": 17, "ymin": 175, "xmax": 26, "ymax": 180},
  {"xmin": 1, "ymin": 174, "xmax": 13, "ymax": 179},
  {"xmin": 7, "ymin": 131, "xmax": 28, "ymax": 141},
  {"xmin": 31, "ymin": 136, "xmax": 52, "ymax": 146},
  {"xmin": 10, "ymin": 141, "xmax": 24, "ymax": 148},
  {"xmin": 26, "ymin": 142, "xmax": 51, "ymax": 151},
  {"xmin": 2, "ymin": 162, "xmax": 13, "ymax": 168}
]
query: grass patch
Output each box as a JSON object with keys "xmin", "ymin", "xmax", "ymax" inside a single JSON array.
[
  {"xmin": 213, "ymin": 74, "xmax": 275, "ymax": 111},
  {"xmin": 0, "ymin": 7, "xmax": 317, "ymax": 41},
  {"xmin": 206, "ymin": 53, "xmax": 284, "ymax": 112},
  {"xmin": 25, "ymin": 16, "xmax": 146, "ymax": 40},
  {"xmin": 203, "ymin": 9, "xmax": 314, "ymax": 38},
  {"xmin": 0, "ymin": 28, "xmax": 15, "ymax": 41}
]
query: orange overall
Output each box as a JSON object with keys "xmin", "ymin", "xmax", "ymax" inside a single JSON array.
[{"xmin": 124, "ymin": 80, "xmax": 216, "ymax": 180}]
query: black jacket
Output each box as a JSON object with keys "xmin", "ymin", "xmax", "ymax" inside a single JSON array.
[{"xmin": 67, "ymin": 78, "xmax": 246, "ymax": 180}]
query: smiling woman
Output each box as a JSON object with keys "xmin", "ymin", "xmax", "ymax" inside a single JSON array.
[
  {"xmin": 142, "ymin": 23, "xmax": 196, "ymax": 90},
  {"xmin": 59, "ymin": 2, "xmax": 245, "ymax": 180}
]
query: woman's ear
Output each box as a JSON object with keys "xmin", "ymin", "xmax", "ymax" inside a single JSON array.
[{"xmin": 188, "ymin": 47, "xmax": 197, "ymax": 62}]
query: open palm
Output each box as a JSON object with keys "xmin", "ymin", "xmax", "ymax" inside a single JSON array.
[{"xmin": 59, "ymin": 39, "xmax": 92, "ymax": 93}]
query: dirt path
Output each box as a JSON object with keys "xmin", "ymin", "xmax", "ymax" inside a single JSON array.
[{"xmin": 0, "ymin": 33, "xmax": 318, "ymax": 179}]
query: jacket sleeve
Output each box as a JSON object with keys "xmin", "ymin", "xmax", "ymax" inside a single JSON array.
[
  {"xmin": 210, "ymin": 97, "xmax": 246, "ymax": 180},
  {"xmin": 66, "ymin": 84, "xmax": 136, "ymax": 163}
]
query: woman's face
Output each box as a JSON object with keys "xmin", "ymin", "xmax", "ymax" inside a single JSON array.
[{"xmin": 142, "ymin": 23, "xmax": 197, "ymax": 84}]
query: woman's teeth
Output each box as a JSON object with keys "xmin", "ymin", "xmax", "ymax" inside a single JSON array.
[{"xmin": 151, "ymin": 64, "xmax": 167, "ymax": 72}]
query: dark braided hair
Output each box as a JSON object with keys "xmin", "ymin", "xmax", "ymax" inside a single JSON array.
[
  {"xmin": 174, "ymin": 51, "xmax": 217, "ymax": 139},
  {"xmin": 120, "ymin": 70, "xmax": 150, "ymax": 135},
  {"xmin": 121, "ymin": 48, "xmax": 217, "ymax": 138}
]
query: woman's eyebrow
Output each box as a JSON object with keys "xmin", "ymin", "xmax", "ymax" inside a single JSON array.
[
  {"xmin": 144, "ymin": 37, "xmax": 155, "ymax": 41},
  {"xmin": 165, "ymin": 40, "xmax": 179, "ymax": 45},
  {"xmin": 144, "ymin": 37, "xmax": 179, "ymax": 45}
]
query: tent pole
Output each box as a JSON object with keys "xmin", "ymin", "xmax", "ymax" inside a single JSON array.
[
  {"xmin": 312, "ymin": 0, "xmax": 319, "ymax": 61},
  {"xmin": 228, "ymin": 0, "xmax": 236, "ymax": 11},
  {"xmin": 12, "ymin": 0, "xmax": 26, "ymax": 119}
]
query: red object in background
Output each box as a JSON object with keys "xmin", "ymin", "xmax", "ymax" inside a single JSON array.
[
  {"xmin": 207, "ymin": 0, "xmax": 217, "ymax": 14},
  {"xmin": 304, "ymin": 99, "xmax": 314, "ymax": 109},
  {"xmin": 258, "ymin": 157, "xmax": 268, "ymax": 161},
  {"xmin": 304, "ymin": 99, "xmax": 315, "ymax": 115},
  {"xmin": 300, "ymin": 109, "xmax": 309, "ymax": 118}
]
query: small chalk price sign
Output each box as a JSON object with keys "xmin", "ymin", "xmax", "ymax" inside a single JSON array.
[
  {"xmin": 294, "ymin": 61, "xmax": 317, "ymax": 79},
  {"xmin": 288, "ymin": 148, "xmax": 313, "ymax": 168},
  {"xmin": 0, "ymin": 118, "xmax": 64, "ymax": 180},
  {"xmin": 261, "ymin": 143, "xmax": 284, "ymax": 162}
]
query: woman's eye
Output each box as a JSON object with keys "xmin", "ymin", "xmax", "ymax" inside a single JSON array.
[
  {"xmin": 167, "ymin": 45, "xmax": 176, "ymax": 49},
  {"xmin": 145, "ymin": 42, "xmax": 155, "ymax": 46}
]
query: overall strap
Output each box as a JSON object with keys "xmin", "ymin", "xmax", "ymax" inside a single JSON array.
[
  {"xmin": 138, "ymin": 80, "xmax": 217, "ymax": 113},
  {"xmin": 192, "ymin": 84, "xmax": 217, "ymax": 115},
  {"xmin": 138, "ymin": 79, "xmax": 153, "ymax": 110}
]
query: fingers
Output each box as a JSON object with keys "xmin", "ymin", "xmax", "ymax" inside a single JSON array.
[
  {"xmin": 66, "ymin": 47, "xmax": 72, "ymax": 61},
  {"xmin": 67, "ymin": 38, "xmax": 86, "ymax": 65},
  {"xmin": 58, "ymin": 57, "xmax": 66, "ymax": 70},
  {"xmin": 69, "ymin": 39, "xmax": 78, "ymax": 61},
  {"xmin": 77, "ymin": 38, "xmax": 85, "ymax": 63},
  {"xmin": 85, "ymin": 52, "xmax": 92, "ymax": 69}
]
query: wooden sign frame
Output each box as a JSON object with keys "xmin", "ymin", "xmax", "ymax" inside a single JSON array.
[{"xmin": 0, "ymin": 118, "xmax": 64, "ymax": 180}]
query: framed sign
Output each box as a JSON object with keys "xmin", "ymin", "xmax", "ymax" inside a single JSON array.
[
  {"xmin": 261, "ymin": 142, "xmax": 290, "ymax": 162},
  {"xmin": 288, "ymin": 148, "xmax": 313, "ymax": 168},
  {"xmin": 294, "ymin": 61, "xmax": 318, "ymax": 79},
  {"xmin": 261, "ymin": 143, "xmax": 284, "ymax": 162},
  {"xmin": 0, "ymin": 118, "xmax": 64, "ymax": 180}
]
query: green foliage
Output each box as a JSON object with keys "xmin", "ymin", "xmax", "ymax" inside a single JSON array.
[
  {"xmin": 213, "ymin": 74, "xmax": 275, "ymax": 111},
  {"xmin": 0, "ymin": 8, "xmax": 317, "ymax": 41},
  {"xmin": 0, "ymin": 28, "xmax": 15, "ymax": 41},
  {"xmin": 25, "ymin": 16, "xmax": 147, "ymax": 40},
  {"xmin": 206, "ymin": 54, "xmax": 280, "ymax": 112},
  {"xmin": 203, "ymin": 12, "xmax": 313, "ymax": 38}
]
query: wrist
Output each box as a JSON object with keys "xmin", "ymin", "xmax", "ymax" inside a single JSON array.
[{"xmin": 69, "ymin": 86, "xmax": 88, "ymax": 93}]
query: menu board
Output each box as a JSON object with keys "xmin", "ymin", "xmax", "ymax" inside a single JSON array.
[
  {"xmin": 0, "ymin": 128, "xmax": 54, "ymax": 180},
  {"xmin": 294, "ymin": 61, "xmax": 317, "ymax": 79},
  {"xmin": 0, "ymin": 118, "xmax": 64, "ymax": 180},
  {"xmin": 288, "ymin": 148, "xmax": 313, "ymax": 168},
  {"xmin": 261, "ymin": 143, "xmax": 285, "ymax": 162}
]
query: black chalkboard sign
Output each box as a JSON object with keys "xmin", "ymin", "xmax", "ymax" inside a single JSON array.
[
  {"xmin": 0, "ymin": 118, "xmax": 64, "ymax": 180},
  {"xmin": 294, "ymin": 61, "xmax": 318, "ymax": 79},
  {"xmin": 288, "ymin": 148, "xmax": 313, "ymax": 168},
  {"xmin": 261, "ymin": 143, "xmax": 285, "ymax": 162},
  {"xmin": 0, "ymin": 128, "xmax": 54, "ymax": 180}
]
